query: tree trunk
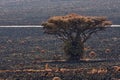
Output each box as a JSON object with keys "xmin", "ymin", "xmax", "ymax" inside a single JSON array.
[{"xmin": 64, "ymin": 41, "xmax": 84, "ymax": 61}]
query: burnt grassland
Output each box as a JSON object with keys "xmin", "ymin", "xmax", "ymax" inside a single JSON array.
[{"xmin": 0, "ymin": 27, "xmax": 119, "ymax": 80}]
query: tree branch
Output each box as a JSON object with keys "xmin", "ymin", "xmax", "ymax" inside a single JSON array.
[{"xmin": 82, "ymin": 27, "xmax": 102, "ymax": 43}]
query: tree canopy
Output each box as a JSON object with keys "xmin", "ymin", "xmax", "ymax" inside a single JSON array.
[{"xmin": 42, "ymin": 13, "xmax": 111, "ymax": 43}]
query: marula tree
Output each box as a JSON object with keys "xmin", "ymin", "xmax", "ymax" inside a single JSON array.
[{"xmin": 42, "ymin": 13, "xmax": 112, "ymax": 61}]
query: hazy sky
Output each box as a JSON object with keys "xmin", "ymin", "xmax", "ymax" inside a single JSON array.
[{"xmin": 0, "ymin": 0, "xmax": 120, "ymax": 25}]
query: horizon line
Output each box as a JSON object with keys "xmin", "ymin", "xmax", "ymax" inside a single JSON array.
[{"xmin": 0, "ymin": 25, "xmax": 120, "ymax": 27}]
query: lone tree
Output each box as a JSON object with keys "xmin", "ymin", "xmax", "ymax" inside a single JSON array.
[{"xmin": 42, "ymin": 13, "xmax": 112, "ymax": 61}]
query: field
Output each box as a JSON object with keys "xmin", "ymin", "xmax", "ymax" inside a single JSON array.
[{"xmin": 0, "ymin": 27, "xmax": 120, "ymax": 80}]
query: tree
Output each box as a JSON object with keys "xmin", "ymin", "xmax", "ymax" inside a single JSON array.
[{"xmin": 42, "ymin": 13, "xmax": 112, "ymax": 61}]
